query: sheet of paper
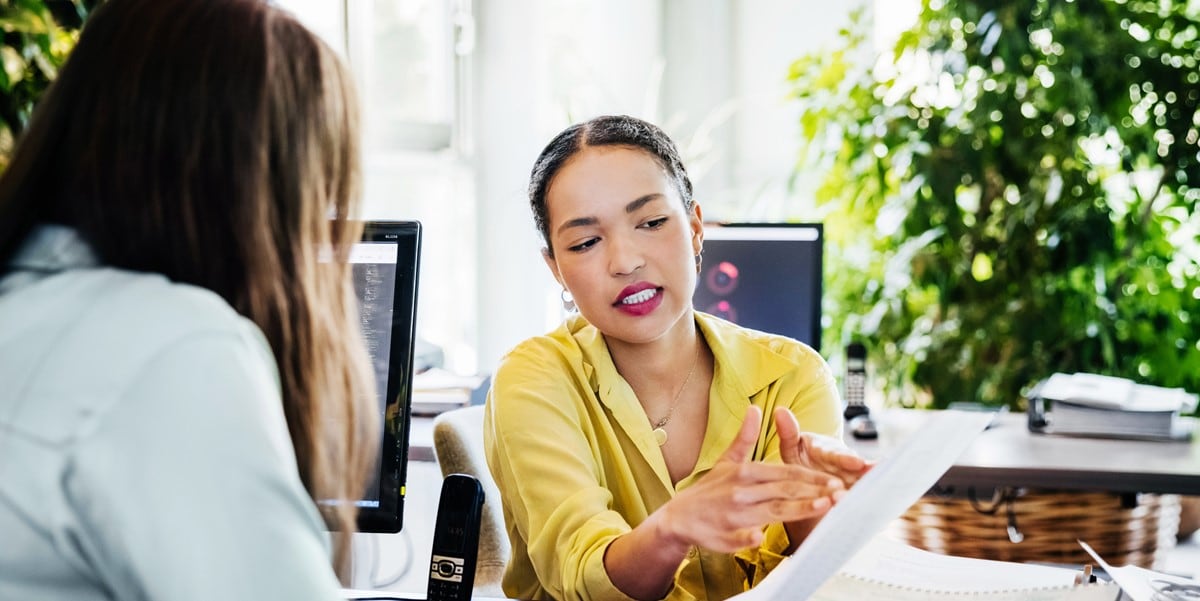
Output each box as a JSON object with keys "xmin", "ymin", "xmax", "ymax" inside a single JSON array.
[
  {"xmin": 1079, "ymin": 540, "xmax": 1200, "ymax": 601},
  {"xmin": 730, "ymin": 410, "xmax": 994, "ymax": 601}
]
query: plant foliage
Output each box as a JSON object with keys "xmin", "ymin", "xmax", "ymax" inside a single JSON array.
[
  {"xmin": 789, "ymin": 0, "xmax": 1200, "ymax": 409},
  {"xmin": 0, "ymin": 0, "xmax": 95, "ymax": 169}
]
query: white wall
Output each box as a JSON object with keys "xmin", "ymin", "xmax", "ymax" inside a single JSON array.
[
  {"xmin": 729, "ymin": 0, "xmax": 856, "ymax": 220},
  {"xmin": 471, "ymin": 0, "xmax": 552, "ymax": 375}
]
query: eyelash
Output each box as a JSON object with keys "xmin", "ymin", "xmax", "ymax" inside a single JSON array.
[
  {"xmin": 567, "ymin": 238, "xmax": 598, "ymax": 253},
  {"xmin": 565, "ymin": 217, "xmax": 670, "ymax": 253}
]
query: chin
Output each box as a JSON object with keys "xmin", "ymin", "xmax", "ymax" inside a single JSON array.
[{"xmin": 606, "ymin": 307, "xmax": 692, "ymax": 344}]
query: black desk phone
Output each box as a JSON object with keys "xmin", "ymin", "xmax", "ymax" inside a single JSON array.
[{"xmin": 427, "ymin": 474, "xmax": 485, "ymax": 601}]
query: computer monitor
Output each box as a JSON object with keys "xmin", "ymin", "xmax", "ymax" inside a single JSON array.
[
  {"xmin": 694, "ymin": 223, "xmax": 823, "ymax": 351},
  {"xmin": 348, "ymin": 220, "xmax": 422, "ymax": 533}
]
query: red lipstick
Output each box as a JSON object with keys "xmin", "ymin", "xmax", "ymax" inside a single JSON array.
[{"xmin": 613, "ymin": 282, "xmax": 663, "ymax": 316}]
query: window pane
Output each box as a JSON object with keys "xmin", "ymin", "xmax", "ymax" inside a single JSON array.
[
  {"xmin": 349, "ymin": 0, "xmax": 454, "ymax": 152},
  {"xmin": 272, "ymin": 0, "xmax": 345, "ymax": 55}
]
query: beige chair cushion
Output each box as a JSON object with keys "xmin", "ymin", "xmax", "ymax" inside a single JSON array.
[{"xmin": 432, "ymin": 405, "xmax": 509, "ymax": 596}]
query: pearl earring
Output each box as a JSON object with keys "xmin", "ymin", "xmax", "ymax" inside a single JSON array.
[{"xmin": 560, "ymin": 288, "xmax": 576, "ymax": 312}]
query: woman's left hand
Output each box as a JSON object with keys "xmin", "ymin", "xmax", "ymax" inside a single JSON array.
[
  {"xmin": 774, "ymin": 407, "xmax": 872, "ymax": 488},
  {"xmin": 774, "ymin": 407, "xmax": 874, "ymax": 549}
]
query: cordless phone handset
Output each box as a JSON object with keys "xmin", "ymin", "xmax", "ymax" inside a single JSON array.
[
  {"xmin": 427, "ymin": 473, "xmax": 485, "ymax": 601},
  {"xmin": 843, "ymin": 342, "xmax": 868, "ymax": 418},
  {"xmin": 843, "ymin": 342, "xmax": 877, "ymax": 439}
]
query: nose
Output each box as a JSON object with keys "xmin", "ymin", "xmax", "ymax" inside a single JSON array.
[{"xmin": 607, "ymin": 232, "xmax": 644, "ymax": 277}]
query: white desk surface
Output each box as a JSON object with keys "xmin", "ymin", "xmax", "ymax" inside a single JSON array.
[{"xmin": 845, "ymin": 409, "xmax": 1200, "ymax": 495}]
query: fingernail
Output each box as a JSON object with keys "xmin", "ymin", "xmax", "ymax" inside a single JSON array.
[{"xmin": 813, "ymin": 497, "xmax": 830, "ymax": 509}]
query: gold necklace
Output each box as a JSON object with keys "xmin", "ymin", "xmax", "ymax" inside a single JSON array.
[{"xmin": 651, "ymin": 343, "xmax": 701, "ymax": 447}]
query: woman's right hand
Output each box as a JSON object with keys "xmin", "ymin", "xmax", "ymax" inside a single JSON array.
[{"xmin": 656, "ymin": 406, "xmax": 845, "ymax": 553}]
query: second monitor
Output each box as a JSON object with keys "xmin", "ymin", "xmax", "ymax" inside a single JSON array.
[{"xmin": 694, "ymin": 223, "xmax": 823, "ymax": 351}]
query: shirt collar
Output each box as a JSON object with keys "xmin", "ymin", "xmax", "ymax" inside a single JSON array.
[
  {"xmin": 1, "ymin": 225, "xmax": 99, "ymax": 296},
  {"xmin": 568, "ymin": 312, "xmax": 798, "ymax": 396},
  {"xmin": 7, "ymin": 224, "xmax": 98, "ymax": 273},
  {"xmin": 694, "ymin": 312, "xmax": 798, "ymax": 400}
]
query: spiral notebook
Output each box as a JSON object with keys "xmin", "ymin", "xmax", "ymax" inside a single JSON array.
[{"xmin": 806, "ymin": 536, "xmax": 1119, "ymax": 601}]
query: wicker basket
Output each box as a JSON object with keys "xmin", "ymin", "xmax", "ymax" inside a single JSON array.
[{"xmin": 889, "ymin": 488, "xmax": 1182, "ymax": 569}]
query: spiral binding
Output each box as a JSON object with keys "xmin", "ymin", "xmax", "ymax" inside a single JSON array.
[{"xmin": 821, "ymin": 571, "xmax": 1119, "ymax": 599}]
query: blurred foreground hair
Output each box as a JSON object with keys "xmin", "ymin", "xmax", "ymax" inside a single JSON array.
[{"xmin": 0, "ymin": 0, "xmax": 376, "ymax": 578}]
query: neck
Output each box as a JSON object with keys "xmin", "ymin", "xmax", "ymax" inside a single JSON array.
[{"xmin": 606, "ymin": 314, "xmax": 704, "ymax": 398}]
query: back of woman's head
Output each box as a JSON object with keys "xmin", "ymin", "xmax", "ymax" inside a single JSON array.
[
  {"xmin": 528, "ymin": 114, "xmax": 694, "ymax": 257},
  {"xmin": 0, "ymin": 0, "xmax": 374, "ymax": 577}
]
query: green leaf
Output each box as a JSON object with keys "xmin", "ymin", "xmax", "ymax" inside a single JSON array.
[
  {"xmin": 0, "ymin": 45, "xmax": 25, "ymax": 88},
  {"xmin": 0, "ymin": 0, "xmax": 93, "ymax": 168},
  {"xmin": 0, "ymin": 2, "xmax": 49, "ymax": 34}
]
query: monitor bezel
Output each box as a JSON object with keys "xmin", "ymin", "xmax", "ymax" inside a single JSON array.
[
  {"xmin": 355, "ymin": 220, "xmax": 421, "ymax": 534},
  {"xmin": 698, "ymin": 222, "xmax": 824, "ymax": 352}
]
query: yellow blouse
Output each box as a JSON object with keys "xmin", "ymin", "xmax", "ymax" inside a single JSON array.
[{"xmin": 483, "ymin": 312, "xmax": 842, "ymax": 601}]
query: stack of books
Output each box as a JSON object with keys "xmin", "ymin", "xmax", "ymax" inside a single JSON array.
[
  {"xmin": 1028, "ymin": 372, "xmax": 1198, "ymax": 441},
  {"xmin": 411, "ymin": 368, "xmax": 489, "ymax": 416}
]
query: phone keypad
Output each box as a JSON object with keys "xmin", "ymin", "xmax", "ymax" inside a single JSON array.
[
  {"xmin": 845, "ymin": 372, "xmax": 866, "ymax": 405},
  {"xmin": 428, "ymin": 578, "xmax": 462, "ymax": 601}
]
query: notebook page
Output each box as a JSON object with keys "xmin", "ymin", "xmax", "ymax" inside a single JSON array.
[
  {"xmin": 840, "ymin": 535, "xmax": 1077, "ymax": 591},
  {"xmin": 810, "ymin": 574, "xmax": 1118, "ymax": 601},
  {"xmin": 730, "ymin": 410, "xmax": 994, "ymax": 601}
]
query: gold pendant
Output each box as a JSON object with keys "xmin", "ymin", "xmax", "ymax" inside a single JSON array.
[{"xmin": 653, "ymin": 427, "xmax": 668, "ymax": 446}]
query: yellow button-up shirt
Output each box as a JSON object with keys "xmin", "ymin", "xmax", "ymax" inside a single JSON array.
[{"xmin": 484, "ymin": 312, "xmax": 842, "ymax": 601}]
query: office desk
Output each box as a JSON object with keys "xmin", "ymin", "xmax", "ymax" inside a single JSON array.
[
  {"xmin": 845, "ymin": 409, "xmax": 1200, "ymax": 495},
  {"xmin": 409, "ymin": 415, "xmax": 436, "ymax": 463}
]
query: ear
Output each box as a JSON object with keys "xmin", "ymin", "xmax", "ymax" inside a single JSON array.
[
  {"xmin": 542, "ymin": 248, "xmax": 563, "ymax": 286},
  {"xmin": 689, "ymin": 202, "xmax": 705, "ymax": 256}
]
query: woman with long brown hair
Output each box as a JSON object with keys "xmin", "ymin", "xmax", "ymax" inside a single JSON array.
[{"xmin": 0, "ymin": 0, "xmax": 377, "ymax": 597}]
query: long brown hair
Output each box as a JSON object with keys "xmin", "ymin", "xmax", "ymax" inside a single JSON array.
[{"xmin": 0, "ymin": 0, "xmax": 376, "ymax": 577}]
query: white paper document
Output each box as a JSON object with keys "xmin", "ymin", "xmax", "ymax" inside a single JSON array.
[{"xmin": 730, "ymin": 410, "xmax": 995, "ymax": 601}]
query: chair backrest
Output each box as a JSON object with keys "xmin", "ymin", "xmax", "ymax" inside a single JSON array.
[{"xmin": 431, "ymin": 405, "xmax": 509, "ymax": 596}]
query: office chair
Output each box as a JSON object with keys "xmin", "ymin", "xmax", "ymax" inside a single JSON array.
[{"xmin": 432, "ymin": 405, "xmax": 509, "ymax": 597}]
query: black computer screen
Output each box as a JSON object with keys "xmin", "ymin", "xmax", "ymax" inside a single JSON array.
[
  {"xmin": 348, "ymin": 221, "xmax": 421, "ymax": 533},
  {"xmin": 694, "ymin": 223, "xmax": 823, "ymax": 351}
]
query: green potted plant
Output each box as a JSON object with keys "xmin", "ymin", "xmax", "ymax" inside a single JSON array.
[
  {"xmin": 0, "ymin": 0, "xmax": 96, "ymax": 170},
  {"xmin": 789, "ymin": 1, "xmax": 1200, "ymax": 411}
]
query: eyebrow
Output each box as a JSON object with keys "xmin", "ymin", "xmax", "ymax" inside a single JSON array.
[{"xmin": 554, "ymin": 194, "xmax": 666, "ymax": 236}]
